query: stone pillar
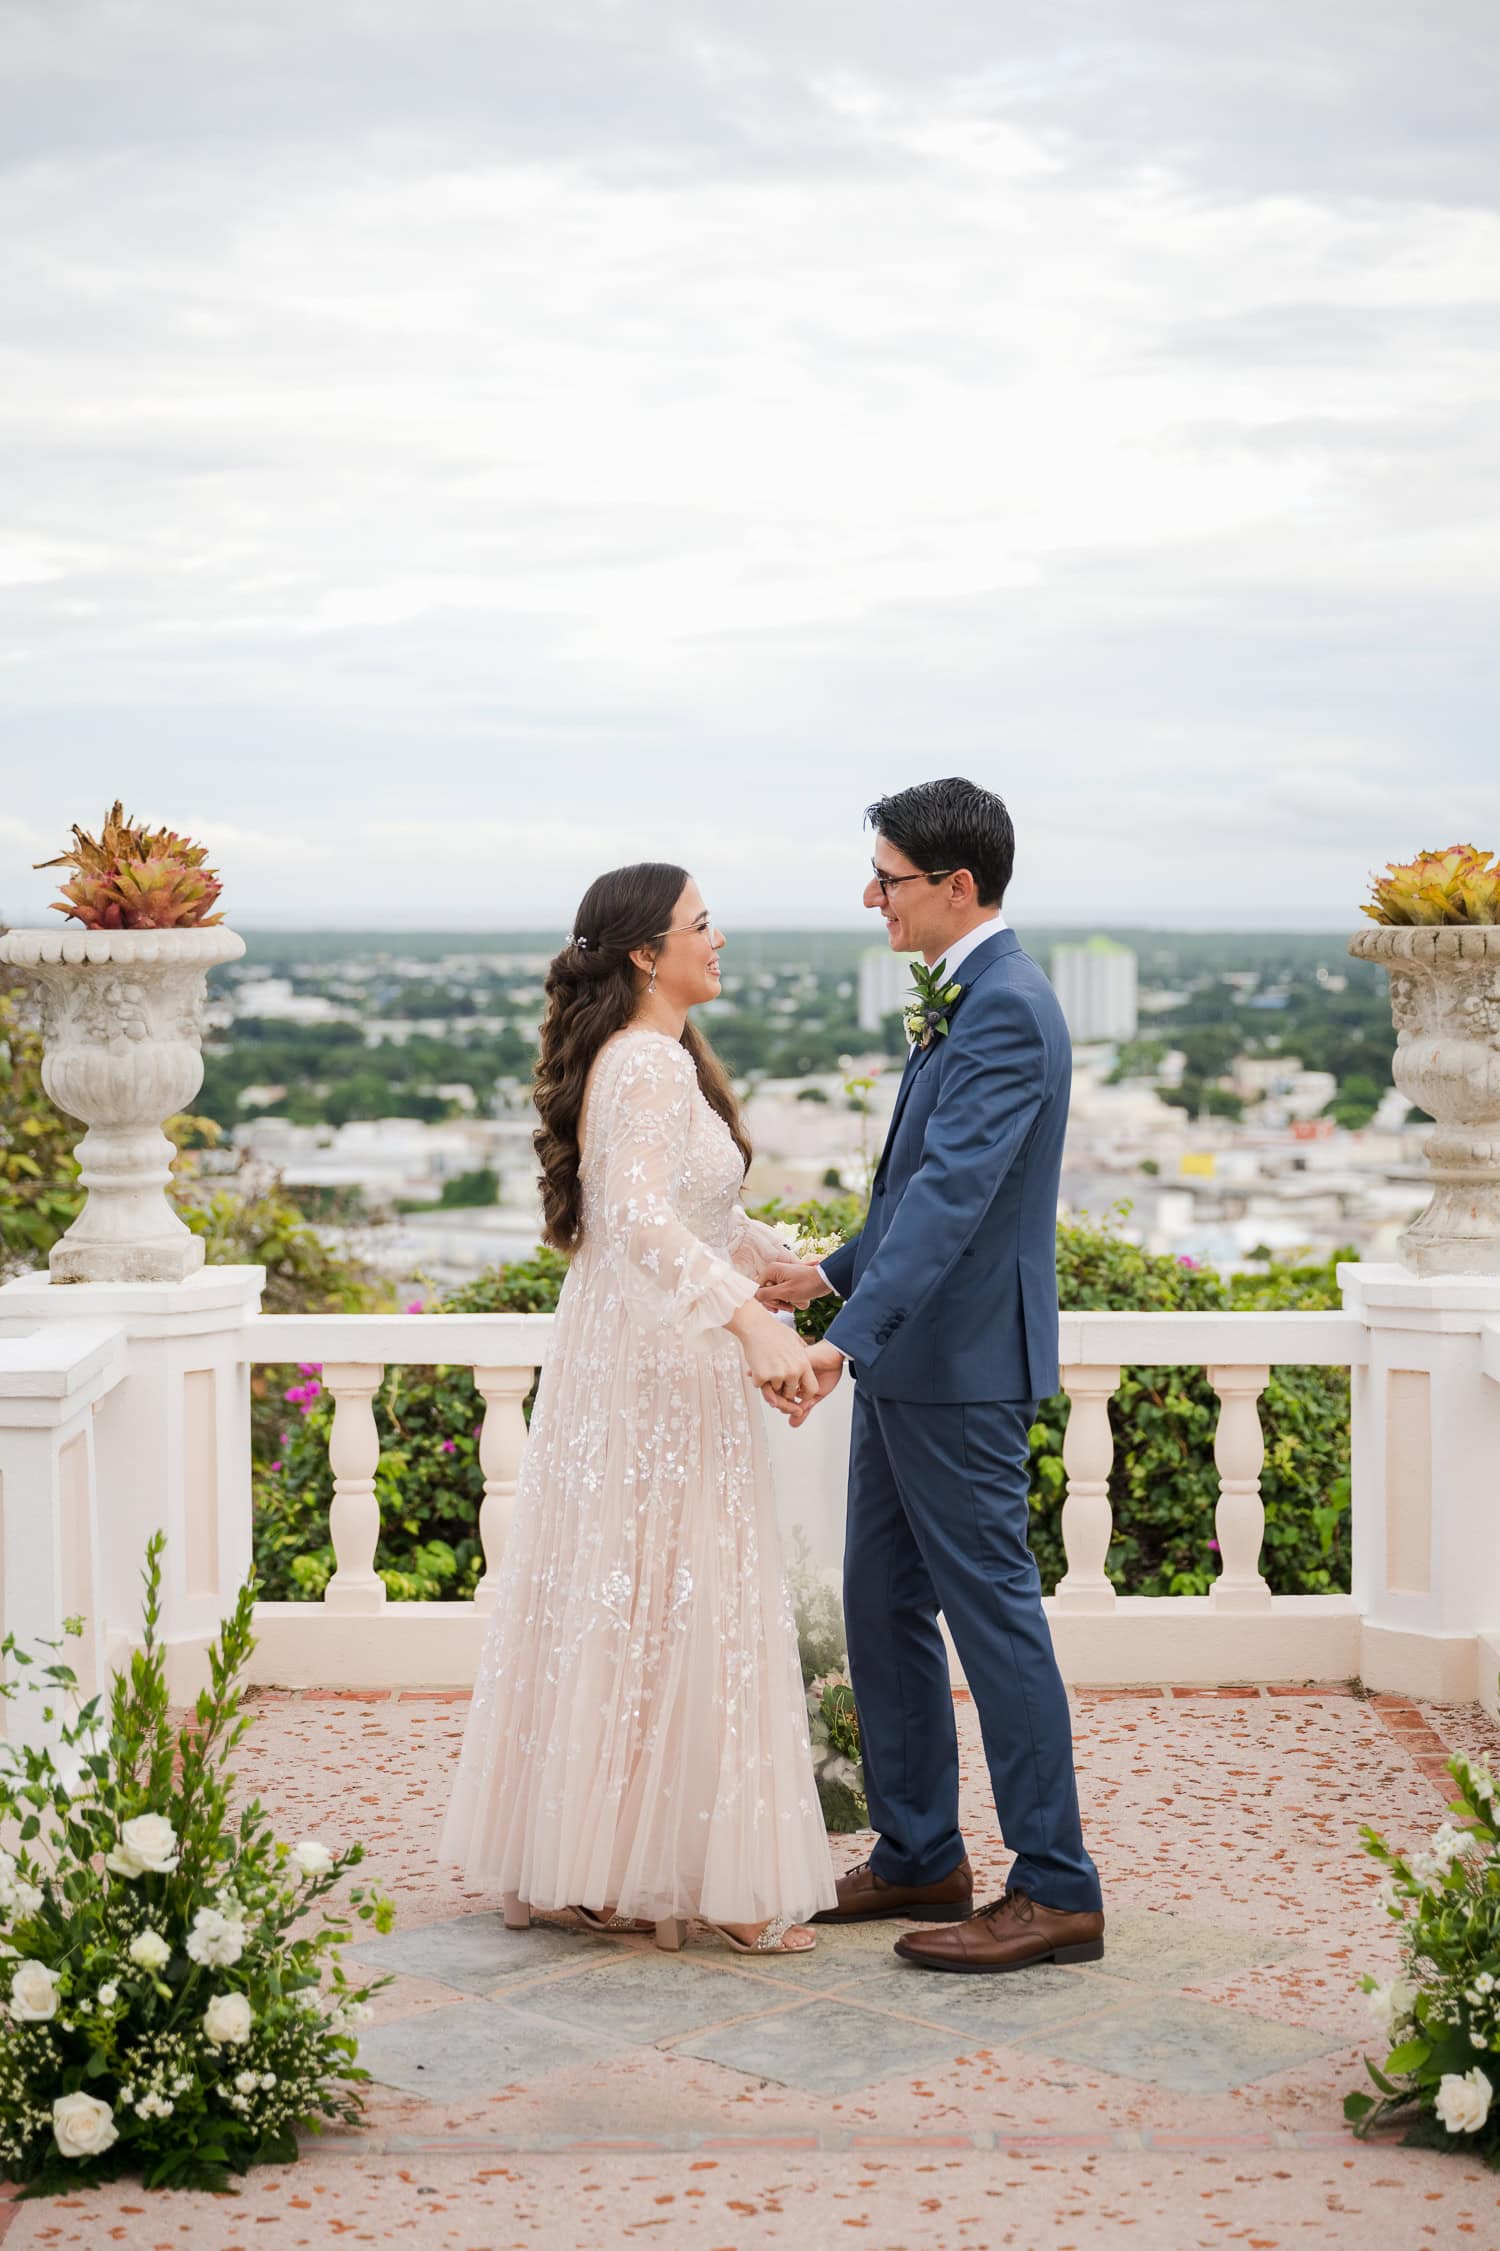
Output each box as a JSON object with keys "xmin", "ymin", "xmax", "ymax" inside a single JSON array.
[
  {"xmin": 0, "ymin": 1265, "xmax": 265, "ymax": 1703},
  {"xmin": 0, "ymin": 1317, "xmax": 128, "ymax": 1747},
  {"xmin": 1343, "ymin": 1261, "xmax": 1500, "ymax": 1714}
]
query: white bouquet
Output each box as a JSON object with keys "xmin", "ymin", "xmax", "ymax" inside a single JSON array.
[{"xmin": 0, "ymin": 1533, "xmax": 393, "ymax": 2195}]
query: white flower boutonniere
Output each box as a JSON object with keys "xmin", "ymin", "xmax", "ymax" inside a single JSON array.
[{"xmin": 903, "ymin": 958, "xmax": 963, "ymax": 1050}]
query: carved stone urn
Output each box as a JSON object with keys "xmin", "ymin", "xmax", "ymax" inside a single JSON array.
[
  {"xmin": 1349, "ymin": 924, "xmax": 1500, "ymax": 1276},
  {"xmin": 0, "ymin": 925, "xmax": 245, "ymax": 1283}
]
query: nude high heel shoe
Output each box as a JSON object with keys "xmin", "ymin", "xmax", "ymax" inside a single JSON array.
[
  {"xmin": 654, "ymin": 1917, "xmax": 686, "ymax": 1952},
  {"xmin": 502, "ymin": 1892, "xmax": 531, "ymax": 1930}
]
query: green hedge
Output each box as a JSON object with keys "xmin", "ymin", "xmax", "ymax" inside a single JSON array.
[{"xmin": 250, "ymin": 1213, "xmax": 1350, "ymax": 1602}]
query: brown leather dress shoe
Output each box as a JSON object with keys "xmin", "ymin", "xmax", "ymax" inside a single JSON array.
[
  {"xmin": 813, "ymin": 1855, "xmax": 973, "ymax": 1924},
  {"xmin": 893, "ymin": 1887, "xmax": 1105, "ymax": 1972}
]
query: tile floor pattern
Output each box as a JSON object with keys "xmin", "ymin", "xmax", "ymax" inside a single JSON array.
[{"xmin": 4, "ymin": 1682, "xmax": 1500, "ymax": 2249}]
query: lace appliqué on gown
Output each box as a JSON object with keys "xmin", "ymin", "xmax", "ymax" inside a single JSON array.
[{"xmin": 438, "ymin": 1028, "xmax": 837, "ymax": 1924}]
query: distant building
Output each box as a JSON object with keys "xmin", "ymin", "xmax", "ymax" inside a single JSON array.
[
  {"xmin": 857, "ymin": 947, "xmax": 919, "ymax": 1032},
  {"xmin": 1050, "ymin": 939, "xmax": 1139, "ymax": 1044}
]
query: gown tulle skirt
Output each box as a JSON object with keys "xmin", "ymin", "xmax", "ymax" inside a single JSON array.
[{"xmin": 438, "ymin": 1042, "xmax": 837, "ymax": 1925}]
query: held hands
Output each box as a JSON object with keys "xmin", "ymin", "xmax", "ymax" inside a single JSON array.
[
  {"xmin": 786, "ymin": 1340, "xmax": 845, "ymax": 1430},
  {"xmin": 727, "ymin": 1299, "xmax": 821, "ymax": 1415},
  {"xmin": 755, "ymin": 1256, "xmax": 833, "ymax": 1313}
]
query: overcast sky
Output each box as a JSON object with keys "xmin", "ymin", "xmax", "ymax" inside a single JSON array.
[{"xmin": 3, "ymin": 1, "xmax": 1498, "ymax": 930}]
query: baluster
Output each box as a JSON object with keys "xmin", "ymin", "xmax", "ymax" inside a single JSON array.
[
  {"xmin": 472, "ymin": 1365, "xmax": 535, "ymax": 1614},
  {"xmin": 1208, "ymin": 1363, "xmax": 1272, "ymax": 1609},
  {"xmin": 1053, "ymin": 1365, "xmax": 1120, "ymax": 1611},
  {"xmin": 323, "ymin": 1363, "xmax": 386, "ymax": 1614}
]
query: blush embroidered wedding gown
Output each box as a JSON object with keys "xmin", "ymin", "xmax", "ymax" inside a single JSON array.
[{"xmin": 439, "ymin": 1027, "xmax": 837, "ymax": 1925}]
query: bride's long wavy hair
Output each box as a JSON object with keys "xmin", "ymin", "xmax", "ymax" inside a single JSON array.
[{"xmin": 534, "ymin": 862, "xmax": 752, "ymax": 1253}]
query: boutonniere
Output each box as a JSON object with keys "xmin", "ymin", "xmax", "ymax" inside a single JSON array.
[{"xmin": 902, "ymin": 958, "xmax": 962, "ymax": 1050}]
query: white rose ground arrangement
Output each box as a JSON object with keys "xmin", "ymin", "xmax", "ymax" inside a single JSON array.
[
  {"xmin": 0, "ymin": 1534, "xmax": 394, "ymax": 2195},
  {"xmin": 1348, "ymin": 1732, "xmax": 1500, "ymax": 2164}
]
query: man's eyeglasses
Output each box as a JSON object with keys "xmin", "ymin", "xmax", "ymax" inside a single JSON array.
[{"xmin": 871, "ymin": 864, "xmax": 957, "ymax": 898}]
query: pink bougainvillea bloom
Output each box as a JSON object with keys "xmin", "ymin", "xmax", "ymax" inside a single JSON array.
[
  {"xmin": 442, "ymin": 1438, "xmax": 457, "ymax": 1454},
  {"xmin": 406, "ymin": 1299, "xmax": 425, "ymax": 1314},
  {"xmin": 269, "ymin": 1460, "xmax": 282, "ymax": 1473},
  {"xmin": 1208, "ymin": 1538, "xmax": 1220, "ymax": 1551},
  {"xmin": 472, "ymin": 1424, "xmax": 482, "ymax": 1440},
  {"xmin": 1178, "ymin": 1255, "xmax": 1198, "ymax": 1270},
  {"xmin": 296, "ymin": 1361, "xmax": 323, "ymax": 1377}
]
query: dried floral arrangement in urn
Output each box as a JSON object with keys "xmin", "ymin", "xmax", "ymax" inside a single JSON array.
[
  {"xmin": 1350, "ymin": 844, "xmax": 1500, "ymax": 1277},
  {"xmin": 0, "ymin": 807, "xmax": 243, "ymax": 1282},
  {"xmin": 36, "ymin": 800, "xmax": 226, "ymax": 929}
]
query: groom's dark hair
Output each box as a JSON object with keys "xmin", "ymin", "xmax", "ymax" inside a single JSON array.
[{"xmin": 866, "ymin": 777, "xmax": 1015, "ymax": 908}]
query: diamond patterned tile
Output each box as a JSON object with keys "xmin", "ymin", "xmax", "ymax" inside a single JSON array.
[
  {"xmin": 1072, "ymin": 1910, "xmax": 1303, "ymax": 1990},
  {"xmin": 839, "ymin": 1957, "xmax": 1121, "ymax": 2040},
  {"xmin": 348, "ymin": 1911, "xmax": 608, "ymax": 1993},
  {"xmin": 517, "ymin": 1950, "xmax": 786, "ymax": 2043},
  {"xmin": 354, "ymin": 1998, "xmax": 614, "ymax": 2097},
  {"xmin": 1018, "ymin": 1992, "xmax": 1345, "ymax": 2094},
  {"xmin": 675, "ymin": 1998, "xmax": 972, "ymax": 2095}
]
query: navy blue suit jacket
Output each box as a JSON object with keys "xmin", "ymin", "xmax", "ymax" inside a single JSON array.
[{"xmin": 821, "ymin": 928, "xmax": 1068, "ymax": 1403}]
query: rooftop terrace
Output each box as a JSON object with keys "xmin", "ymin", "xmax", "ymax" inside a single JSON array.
[{"xmin": 2, "ymin": 1683, "xmax": 1498, "ymax": 2248}]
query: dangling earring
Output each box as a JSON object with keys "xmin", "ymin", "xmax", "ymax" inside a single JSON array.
[{"xmin": 647, "ymin": 960, "xmax": 658, "ymax": 995}]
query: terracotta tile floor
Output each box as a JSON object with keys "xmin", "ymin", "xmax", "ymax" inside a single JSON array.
[{"xmin": 6, "ymin": 1684, "xmax": 1500, "ymax": 2249}]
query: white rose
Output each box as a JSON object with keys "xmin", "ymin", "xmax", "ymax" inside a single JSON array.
[
  {"xmin": 1434, "ymin": 2066, "xmax": 1494, "ymax": 2135},
  {"xmin": 186, "ymin": 1908, "xmax": 246, "ymax": 1970},
  {"xmin": 1365, "ymin": 1977, "xmax": 1418, "ymax": 2037},
  {"xmin": 51, "ymin": 2090, "xmax": 119, "ymax": 2160},
  {"xmin": 106, "ymin": 1813, "xmax": 179, "ymax": 1880},
  {"xmin": 289, "ymin": 1838, "xmax": 335, "ymax": 1878},
  {"xmin": 234, "ymin": 2069, "xmax": 258, "ymax": 2094},
  {"xmin": 9, "ymin": 1961, "xmax": 60, "ymax": 2022},
  {"xmin": 1430, "ymin": 1822, "xmax": 1471, "ymax": 1867},
  {"xmin": 10, "ymin": 1880, "xmax": 43, "ymax": 1920},
  {"xmin": 96, "ymin": 1982, "xmax": 118, "ymax": 2008},
  {"xmin": 203, "ymin": 1991, "xmax": 254, "ymax": 2046},
  {"xmin": 128, "ymin": 1929, "xmax": 171, "ymax": 1973}
]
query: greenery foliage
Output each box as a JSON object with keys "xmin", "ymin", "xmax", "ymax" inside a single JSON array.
[
  {"xmin": 250, "ymin": 1207, "xmax": 1352, "ymax": 1605},
  {"xmin": 1346, "ymin": 1741, "xmax": 1500, "ymax": 2162},
  {"xmin": 0, "ymin": 969, "xmax": 83, "ymax": 1277},
  {"xmin": 0, "ymin": 1534, "xmax": 393, "ymax": 2196},
  {"xmin": 252, "ymin": 1252, "xmax": 566, "ymax": 1603},
  {"xmin": 1030, "ymin": 1208, "xmax": 1352, "ymax": 1597}
]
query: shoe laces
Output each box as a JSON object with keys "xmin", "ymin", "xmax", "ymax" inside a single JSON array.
[{"xmin": 976, "ymin": 1888, "xmax": 1034, "ymax": 1926}]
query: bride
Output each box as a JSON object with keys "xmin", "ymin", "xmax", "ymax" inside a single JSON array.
[{"xmin": 439, "ymin": 862, "xmax": 838, "ymax": 1954}]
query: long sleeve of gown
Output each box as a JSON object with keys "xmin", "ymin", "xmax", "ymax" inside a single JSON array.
[
  {"xmin": 599, "ymin": 1037, "xmax": 758, "ymax": 1337},
  {"xmin": 726, "ymin": 1209, "xmax": 789, "ymax": 1281}
]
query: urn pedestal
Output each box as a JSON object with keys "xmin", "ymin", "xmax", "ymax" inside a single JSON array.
[
  {"xmin": 0, "ymin": 926, "xmax": 245, "ymax": 1285},
  {"xmin": 1350, "ymin": 925, "xmax": 1500, "ymax": 1278}
]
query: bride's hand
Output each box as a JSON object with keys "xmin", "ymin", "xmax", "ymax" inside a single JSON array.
[{"xmin": 727, "ymin": 1300, "xmax": 820, "ymax": 1409}]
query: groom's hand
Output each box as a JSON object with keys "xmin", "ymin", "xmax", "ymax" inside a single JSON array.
[
  {"xmin": 788, "ymin": 1340, "xmax": 845, "ymax": 1429},
  {"xmin": 756, "ymin": 1257, "xmax": 832, "ymax": 1312}
]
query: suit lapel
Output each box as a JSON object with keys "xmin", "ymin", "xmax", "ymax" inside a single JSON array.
[{"xmin": 870, "ymin": 929, "xmax": 1021, "ymax": 1186}]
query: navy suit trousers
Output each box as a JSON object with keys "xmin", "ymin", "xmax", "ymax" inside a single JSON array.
[{"xmin": 844, "ymin": 1387, "xmax": 1102, "ymax": 1915}]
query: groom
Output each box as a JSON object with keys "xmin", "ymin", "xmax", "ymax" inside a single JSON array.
[{"xmin": 759, "ymin": 777, "xmax": 1104, "ymax": 1972}]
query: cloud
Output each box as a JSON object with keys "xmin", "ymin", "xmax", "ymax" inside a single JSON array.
[{"xmin": 0, "ymin": 2, "xmax": 1496, "ymax": 924}]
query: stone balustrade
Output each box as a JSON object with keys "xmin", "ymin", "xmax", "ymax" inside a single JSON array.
[{"xmin": 2, "ymin": 1268, "xmax": 1499, "ymax": 1737}]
